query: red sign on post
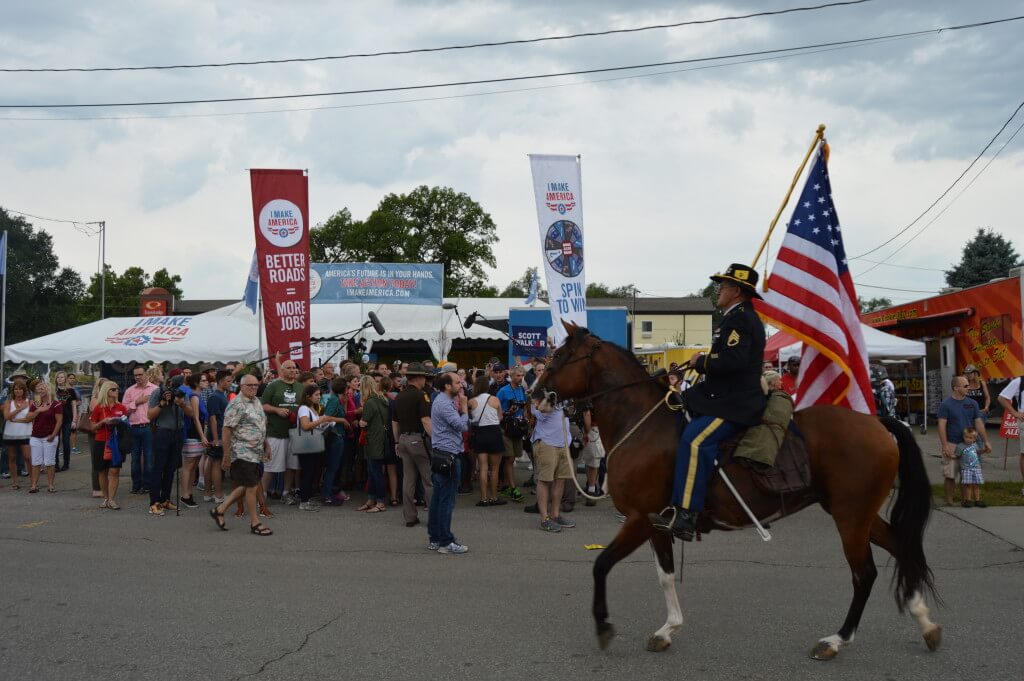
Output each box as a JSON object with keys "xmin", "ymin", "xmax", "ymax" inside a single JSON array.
[
  {"xmin": 250, "ymin": 169, "xmax": 311, "ymax": 370},
  {"xmin": 140, "ymin": 299, "xmax": 167, "ymax": 317},
  {"xmin": 1000, "ymin": 411, "xmax": 1019, "ymax": 439}
]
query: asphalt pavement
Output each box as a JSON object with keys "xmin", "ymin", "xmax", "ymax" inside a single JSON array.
[{"xmin": 1, "ymin": 451, "xmax": 1022, "ymax": 681}]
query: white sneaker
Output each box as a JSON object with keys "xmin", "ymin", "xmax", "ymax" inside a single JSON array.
[
  {"xmin": 437, "ymin": 542, "xmax": 469, "ymax": 554},
  {"xmin": 213, "ymin": 496, "xmax": 225, "ymax": 504},
  {"xmin": 203, "ymin": 495, "xmax": 214, "ymax": 503},
  {"xmin": 283, "ymin": 493, "xmax": 297, "ymax": 506},
  {"xmin": 427, "ymin": 542, "xmax": 440, "ymax": 551},
  {"xmin": 299, "ymin": 501, "xmax": 319, "ymax": 512}
]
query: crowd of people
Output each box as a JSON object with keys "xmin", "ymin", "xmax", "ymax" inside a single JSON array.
[{"xmin": 2, "ymin": 355, "xmax": 605, "ymax": 553}]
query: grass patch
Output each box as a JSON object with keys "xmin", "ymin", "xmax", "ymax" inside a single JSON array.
[{"xmin": 931, "ymin": 481, "xmax": 1024, "ymax": 507}]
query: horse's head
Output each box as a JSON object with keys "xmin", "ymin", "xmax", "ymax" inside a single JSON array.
[{"xmin": 531, "ymin": 320, "xmax": 602, "ymax": 408}]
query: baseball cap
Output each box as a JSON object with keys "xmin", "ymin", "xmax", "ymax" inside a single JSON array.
[{"xmin": 492, "ymin": 362, "xmax": 507, "ymax": 372}]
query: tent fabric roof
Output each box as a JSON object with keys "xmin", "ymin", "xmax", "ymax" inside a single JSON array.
[
  {"xmin": 764, "ymin": 323, "xmax": 926, "ymax": 362},
  {"xmin": 4, "ymin": 297, "xmax": 534, "ymax": 365}
]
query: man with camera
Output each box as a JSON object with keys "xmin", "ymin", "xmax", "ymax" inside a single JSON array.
[
  {"xmin": 427, "ymin": 372, "xmax": 469, "ymax": 555},
  {"xmin": 496, "ymin": 366, "xmax": 529, "ymax": 501},
  {"xmin": 146, "ymin": 374, "xmax": 194, "ymax": 516}
]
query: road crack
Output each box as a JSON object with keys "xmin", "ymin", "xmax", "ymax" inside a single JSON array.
[{"xmin": 232, "ymin": 614, "xmax": 342, "ymax": 680}]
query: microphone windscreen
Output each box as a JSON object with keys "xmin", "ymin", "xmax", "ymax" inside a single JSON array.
[
  {"xmin": 368, "ymin": 311, "xmax": 386, "ymax": 335},
  {"xmin": 464, "ymin": 312, "xmax": 478, "ymax": 329}
]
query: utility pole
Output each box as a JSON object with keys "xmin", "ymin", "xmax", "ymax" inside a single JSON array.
[{"xmin": 100, "ymin": 220, "xmax": 106, "ymax": 319}]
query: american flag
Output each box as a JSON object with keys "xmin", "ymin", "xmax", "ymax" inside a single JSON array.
[{"xmin": 755, "ymin": 143, "xmax": 874, "ymax": 414}]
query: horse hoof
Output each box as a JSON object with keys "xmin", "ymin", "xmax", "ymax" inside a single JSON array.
[
  {"xmin": 646, "ymin": 635, "xmax": 671, "ymax": 652},
  {"xmin": 809, "ymin": 641, "xmax": 839, "ymax": 661},
  {"xmin": 597, "ymin": 623, "xmax": 616, "ymax": 650},
  {"xmin": 923, "ymin": 625, "xmax": 942, "ymax": 652}
]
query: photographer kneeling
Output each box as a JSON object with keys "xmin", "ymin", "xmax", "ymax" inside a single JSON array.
[{"xmin": 146, "ymin": 373, "xmax": 193, "ymax": 516}]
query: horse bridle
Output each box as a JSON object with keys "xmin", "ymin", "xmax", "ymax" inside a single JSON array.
[{"xmin": 541, "ymin": 335, "xmax": 669, "ymax": 407}]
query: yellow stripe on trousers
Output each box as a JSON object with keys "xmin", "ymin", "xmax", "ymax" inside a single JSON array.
[{"xmin": 681, "ymin": 417, "xmax": 725, "ymax": 508}]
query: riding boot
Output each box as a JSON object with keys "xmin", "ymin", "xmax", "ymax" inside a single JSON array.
[{"xmin": 649, "ymin": 506, "xmax": 696, "ymax": 541}]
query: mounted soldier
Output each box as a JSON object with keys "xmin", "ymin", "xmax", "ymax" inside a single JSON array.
[{"xmin": 650, "ymin": 263, "xmax": 767, "ymax": 540}]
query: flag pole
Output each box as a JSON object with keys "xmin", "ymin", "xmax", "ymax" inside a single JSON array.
[
  {"xmin": 0, "ymin": 231, "xmax": 6, "ymax": 383},
  {"xmin": 751, "ymin": 124, "xmax": 827, "ymax": 276}
]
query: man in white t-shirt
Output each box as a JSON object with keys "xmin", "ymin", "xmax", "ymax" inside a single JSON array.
[{"xmin": 996, "ymin": 377, "xmax": 1024, "ymax": 496}]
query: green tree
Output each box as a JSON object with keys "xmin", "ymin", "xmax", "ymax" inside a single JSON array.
[
  {"xmin": 80, "ymin": 265, "xmax": 185, "ymax": 321},
  {"xmin": 695, "ymin": 282, "xmax": 724, "ymax": 328},
  {"xmin": 501, "ymin": 268, "xmax": 546, "ymax": 299},
  {"xmin": 945, "ymin": 228, "xmax": 1022, "ymax": 288},
  {"xmin": 310, "ymin": 208, "xmax": 357, "ymax": 262},
  {"xmin": 308, "ymin": 186, "xmax": 499, "ymax": 295},
  {"xmin": 0, "ymin": 208, "xmax": 87, "ymax": 343},
  {"xmin": 858, "ymin": 296, "xmax": 892, "ymax": 313},
  {"xmin": 587, "ymin": 282, "xmax": 636, "ymax": 298}
]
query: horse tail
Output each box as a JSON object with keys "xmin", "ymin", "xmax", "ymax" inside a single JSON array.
[{"xmin": 879, "ymin": 416, "xmax": 937, "ymax": 611}]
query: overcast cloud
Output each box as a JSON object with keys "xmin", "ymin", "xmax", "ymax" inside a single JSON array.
[{"xmin": 1, "ymin": 0, "xmax": 1022, "ymax": 305}]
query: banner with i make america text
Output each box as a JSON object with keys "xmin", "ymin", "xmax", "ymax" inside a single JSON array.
[{"xmin": 529, "ymin": 154, "xmax": 587, "ymax": 346}]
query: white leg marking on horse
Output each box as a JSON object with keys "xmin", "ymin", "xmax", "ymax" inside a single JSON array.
[
  {"xmin": 909, "ymin": 591, "xmax": 937, "ymax": 635},
  {"xmin": 653, "ymin": 561, "xmax": 684, "ymax": 641},
  {"xmin": 817, "ymin": 633, "xmax": 852, "ymax": 653}
]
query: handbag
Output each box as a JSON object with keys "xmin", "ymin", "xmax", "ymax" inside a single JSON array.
[
  {"xmin": 503, "ymin": 416, "xmax": 528, "ymax": 440},
  {"xmin": 430, "ymin": 449, "xmax": 456, "ymax": 476},
  {"xmin": 289, "ymin": 426, "xmax": 325, "ymax": 454}
]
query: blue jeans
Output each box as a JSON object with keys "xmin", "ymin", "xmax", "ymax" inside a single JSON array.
[
  {"xmin": 322, "ymin": 435, "xmax": 345, "ymax": 496},
  {"xmin": 130, "ymin": 425, "xmax": 154, "ymax": 491},
  {"xmin": 58, "ymin": 421, "xmax": 73, "ymax": 468},
  {"xmin": 428, "ymin": 454, "xmax": 461, "ymax": 546},
  {"xmin": 149, "ymin": 428, "xmax": 182, "ymax": 505},
  {"xmin": 672, "ymin": 415, "xmax": 742, "ymax": 511},
  {"xmin": 367, "ymin": 458, "xmax": 386, "ymax": 502}
]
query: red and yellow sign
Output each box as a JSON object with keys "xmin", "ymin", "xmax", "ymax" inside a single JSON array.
[
  {"xmin": 861, "ymin": 277, "xmax": 1022, "ymax": 379},
  {"xmin": 140, "ymin": 299, "xmax": 167, "ymax": 317}
]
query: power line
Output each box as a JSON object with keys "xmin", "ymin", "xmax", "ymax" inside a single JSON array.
[
  {"xmin": 853, "ymin": 112, "xmax": 1024, "ymax": 276},
  {"xmin": 856, "ymin": 282, "xmax": 941, "ymax": 293},
  {"xmin": 849, "ymin": 94, "xmax": 1024, "ymax": 261},
  {"xmin": 853, "ymin": 258, "xmax": 946, "ymax": 272},
  {"xmin": 0, "ymin": 36, "xmax": 920, "ymax": 122},
  {"xmin": 0, "ymin": 1, "xmax": 876, "ymax": 74},
  {"xmin": 3, "ymin": 15, "xmax": 1022, "ymax": 109},
  {"xmin": 3, "ymin": 208, "xmax": 102, "ymax": 236}
]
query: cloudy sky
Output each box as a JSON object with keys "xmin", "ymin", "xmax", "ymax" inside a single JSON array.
[{"xmin": 1, "ymin": 0, "xmax": 1022, "ymax": 305}]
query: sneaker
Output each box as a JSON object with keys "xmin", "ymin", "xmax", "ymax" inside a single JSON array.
[
  {"xmin": 161, "ymin": 500, "xmax": 178, "ymax": 511},
  {"xmin": 427, "ymin": 542, "xmax": 440, "ymax": 551},
  {"xmin": 322, "ymin": 496, "xmax": 341, "ymax": 506},
  {"xmin": 99, "ymin": 499, "xmax": 110, "ymax": 509},
  {"xmin": 553, "ymin": 515, "xmax": 576, "ymax": 528},
  {"xmin": 203, "ymin": 495, "xmax": 214, "ymax": 503},
  {"xmin": 540, "ymin": 518, "xmax": 562, "ymax": 533},
  {"xmin": 196, "ymin": 481, "xmax": 206, "ymax": 491},
  {"xmin": 973, "ymin": 500, "xmax": 987, "ymax": 508},
  {"xmin": 180, "ymin": 496, "xmax": 199, "ymax": 509},
  {"xmin": 500, "ymin": 486, "xmax": 524, "ymax": 502},
  {"xmin": 414, "ymin": 498, "xmax": 426, "ymax": 507},
  {"xmin": 334, "ymin": 491, "xmax": 350, "ymax": 502},
  {"xmin": 1, "ymin": 472, "xmax": 9, "ymax": 479},
  {"xmin": 149, "ymin": 503, "xmax": 165, "ymax": 516},
  {"xmin": 213, "ymin": 496, "xmax": 225, "ymax": 504},
  {"xmin": 299, "ymin": 501, "xmax": 319, "ymax": 512},
  {"xmin": 437, "ymin": 542, "xmax": 469, "ymax": 554},
  {"xmin": 282, "ymin": 493, "xmax": 298, "ymax": 506},
  {"xmin": 19, "ymin": 469, "xmax": 27, "ymax": 477}
]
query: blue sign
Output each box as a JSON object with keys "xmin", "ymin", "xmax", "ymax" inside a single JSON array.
[
  {"xmin": 511, "ymin": 325, "xmax": 548, "ymax": 358},
  {"xmin": 310, "ymin": 263, "xmax": 443, "ymax": 305}
]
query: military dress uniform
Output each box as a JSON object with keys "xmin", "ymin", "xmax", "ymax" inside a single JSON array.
[{"xmin": 653, "ymin": 263, "xmax": 767, "ymax": 540}]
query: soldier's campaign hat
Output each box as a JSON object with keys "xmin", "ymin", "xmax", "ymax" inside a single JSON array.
[
  {"xmin": 404, "ymin": 362, "xmax": 432, "ymax": 377},
  {"xmin": 710, "ymin": 263, "xmax": 763, "ymax": 300}
]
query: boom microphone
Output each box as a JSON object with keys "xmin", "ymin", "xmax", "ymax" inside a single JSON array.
[
  {"xmin": 463, "ymin": 312, "xmax": 478, "ymax": 329},
  {"xmin": 368, "ymin": 311, "xmax": 386, "ymax": 335}
]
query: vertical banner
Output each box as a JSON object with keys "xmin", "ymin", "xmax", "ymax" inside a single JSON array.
[
  {"xmin": 529, "ymin": 154, "xmax": 587, "ymax": 346},
  {"xmin": 250, "ymin": 169, "xmax": 311, "ymax": 369}
]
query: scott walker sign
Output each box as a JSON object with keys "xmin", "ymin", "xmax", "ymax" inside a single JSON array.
[
  {"xmin": 105, "ymin": 317, "xmax": 191, "ymax": 346},
  {"xmin": 310, "ymin": 263, "xmax": 443, "ymax": 305},
  {"xmin": 511, "ymin": 325, "xmax": 548, "ymax": 358}
]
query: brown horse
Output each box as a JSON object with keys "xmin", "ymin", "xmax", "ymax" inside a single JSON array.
[{"xmin": 533, "ymin": 323, "xmax": 940, "ymax": 659}]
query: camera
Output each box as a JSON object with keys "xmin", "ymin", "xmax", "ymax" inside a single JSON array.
[{"xmin": 173, "ymin": 388, "xmax": 188, "ymax": 400}]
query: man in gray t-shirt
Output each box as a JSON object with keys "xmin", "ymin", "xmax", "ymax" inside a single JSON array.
[
  {"xmin": 145, "ymin": 377, "xmax": 193, "ymax": 513},
  {"xmin": 936, "ymin": 375, "xmax": 991, "ymax": 506}
]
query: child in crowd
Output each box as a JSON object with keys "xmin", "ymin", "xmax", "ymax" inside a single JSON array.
[{"xmin": 957, "ymin": 427, "xmax": 986, "ymax": 508}]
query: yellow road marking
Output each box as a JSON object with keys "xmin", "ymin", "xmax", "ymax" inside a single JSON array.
[{"xmin": 18, "ymin": 520, "xmax": 49, "ymax": 529}]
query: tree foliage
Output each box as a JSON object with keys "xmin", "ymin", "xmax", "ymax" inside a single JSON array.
[
  {"xmin": 0, "ymin": 209, "xmax": 87, "ymax": 343},
  {"xmin": 500, "ymin": 268, "xmax": 547, "ymax": 299},
  {"xmin": 80, "ymin": 266, "xmax": 184, "ymax": 321},
  {"xmin": 945, "ymin": 228, "xmax": 1022, "ymax": 288},
  {"xmin": 309, "ymin": 186, "xmax": 499, "ymax": 295},
  {"xmin": 858, "ymin": 296, "xmax": 892, "ymax": 313},
  {"xmin": 586, "ymin": 282, "xmax": 636, "ymax": 298}
]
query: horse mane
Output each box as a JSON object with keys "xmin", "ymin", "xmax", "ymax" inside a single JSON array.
[{"xmin": 570, "ymin": 325, "xmax": 651, "ymax": 381}]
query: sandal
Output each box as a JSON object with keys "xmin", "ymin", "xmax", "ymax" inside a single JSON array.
[
  {"xmin": 356, "ymin": 501, "xmax": 374, "ymax": 512},
  {"xmin": 29, "ymin": 487, "xmax": 39, "ymax": 494},
  {"xmin": 250, "ymin": 523, "xmax": 273, "ymax": 536},
  {"xmin": 389, "ymin": 498, "xmax": 400, "ymax": 506},
  {"xmin": 209, "ymin": 508, "xmax": 228, "ymax": 531},
  {"xmin": 365, "ymin": 504, "xmax": 386, "ymax": 513},
  {"xmin": 11, "ymin": 484, "xmax": 20, "ymax": 490},
  {"xmin": 48, "ymin": 487, "xmax": 57, "ymax": 493}
]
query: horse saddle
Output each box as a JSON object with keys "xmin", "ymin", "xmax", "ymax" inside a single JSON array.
[{"xmin": 719, "ymin": 421, "xmax": 812, "ymax": 495}]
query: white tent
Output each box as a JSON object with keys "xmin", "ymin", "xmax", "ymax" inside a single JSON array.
[
  {"xmin": 774, "ymin": 323, "xmax": 926, "ymax": 361},
  {"xmin": 4, "ymin": 297, "xmax": 528, "ymax": 365}
]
